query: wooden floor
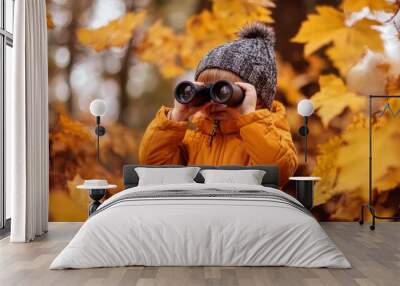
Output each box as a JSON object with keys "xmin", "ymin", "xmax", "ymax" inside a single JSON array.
[{"xmin": 0, "ymin": 222, "xmax": 399, "ymax": 286}]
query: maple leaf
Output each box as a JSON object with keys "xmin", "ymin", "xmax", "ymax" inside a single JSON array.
[
  {"xmin": 67, "ymin": 174, "xmax": 89, "ymax": 210},
  {"xmin": 334, "ymin": 18, "xmax": 384, "ymax": 73},
  {"xmin": 386, "ymin": 76, "xmax": 400, "ymax": 95},
  {"xmin": 341, "ymin": 0, "xmax": 397, "ymax": 13},
  {"xmin": 48, "ymin": 102, "xmax": 137, "ymax": 221},
  {"xmin": 136, "ymin": 20, "xmax": 185, "ymax": 78},
  {"xmin": 306, "ymin": 55, "xmax": 328, "ymax": 79},
  {"xmin": 335, "ymin": 116, "xmax": 400, "ymax": 201},
  {"xmin": 213, "ymin": 0, "xmax": 274, "ymax": 32},
  {"xmin": 312, "ymin": 115, "xmax": 368, "ymax": 216},
  {"xmin": 292, "ymin": 6, "xmax": 345, "ymax": 56},
  {"xmin": 76, "ymin": 11, "xmax": 146, "ymax": 52},
  {"xmin": 313, "ymin": 113, "xmax": 400, "ymax": 220},
  {"xmin": 57, "ymin": 114, "xmax": 92, "ymax": 140},
  {"xmin": 49, "ymin": 190, "xmax": 88, "ymax": 222},
  {"xmin": 325, "ymin": 42, "xmax": 365, "ymax": 76},
  {"xmin": 375, "ymin": 167, "xmax": 400, "ymax": 191},
  {"xmin": 136, "ymin": 0, "xmax": 275, "ymax": 78},
  {"xmin": 278, "ymin": 55, "xmax": 327, "ymax": 105},
  {"xmin": 180, "ymin": 10, "xmax": 229, "ymax": 69},
  {"xmin": 292, "ymin": 6, "xmax": 383, "ymax": 75},
  {"xmin": 277, "ymin": 57, "xmax": 304, "ymax": 105},
  {"xmin": 311, "ymin": 75, "xmax": 366, "ymax": 127},
  {"xmin": 312, "ymin": 136, "xmax": 343, "ymax": 206},
  {"xmin": 326, "ymin": 192, "xmax": 365, "ymax": 221},
  {"xmin": 181, "ymin": 0, "xmax": 274, "ymax": 68}
]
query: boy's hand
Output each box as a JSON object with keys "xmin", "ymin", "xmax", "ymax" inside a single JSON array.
[
  {"xmin": 170, "ymin": 100, "xmax": 201, "ymax": 121},
  {"xmin": 234, "ymin": 82, "xmax": 257, "ymax": 115}
]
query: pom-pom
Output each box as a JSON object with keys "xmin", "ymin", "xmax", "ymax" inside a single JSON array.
[{"xmin": 238, "ymin": 22, "xmax": 275, "ymax": 45}]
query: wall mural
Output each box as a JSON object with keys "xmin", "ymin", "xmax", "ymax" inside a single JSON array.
[{"xmin": 47, "ymin": 0, "xmax": 400, "ymax": 222}]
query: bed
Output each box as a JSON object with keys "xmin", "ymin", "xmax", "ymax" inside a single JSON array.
[{"xmin": 50, "ymin": 165, "xmax": 350, "ymax": 269}]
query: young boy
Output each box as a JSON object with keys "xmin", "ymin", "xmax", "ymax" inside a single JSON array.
[{"xmin": 139, "ymin": 22, "xmax": 298, "ymax": 187}]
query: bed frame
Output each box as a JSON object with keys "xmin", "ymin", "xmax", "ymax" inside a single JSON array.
[{"xmin": 123, "ymin": 165, "xmax": 280, "ymax": 189}]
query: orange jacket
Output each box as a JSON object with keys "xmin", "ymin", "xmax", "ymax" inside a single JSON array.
[{"xmin": 139, "ymin": 101, "xmax": 298, "ymax": 187}]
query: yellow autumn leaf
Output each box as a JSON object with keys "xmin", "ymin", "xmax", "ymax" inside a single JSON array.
[
  {"xmin": 311, "ymin": 116, "xmax": 370, "ymax": 220},
  {"xmin": 388, "ymin": 97, "xmax": 400, "ymax": 115},
  {"xmin": 181, "ymin": 10, "xmax": 228, "ymax": 69},
  {"xmin": 47, "ymin": 9, "xmax": 55, "ymax": 29},
  {"xmin": 292, "ymin": 6, "xmax": 345, "ymax": 56},
  {"xmin": 49, "ymin": 175, "xmax": 88, "ymax": 222},
  {"xmin": 312, "ymin": 136, "xmax": 343, "ymax": 206},
  {"xmin": 311, "ymin": 75, "xmax": 366, "ymax": 126},
  {"xmin": 335, "ymin": 117, "xmax": 400, "ymax": 201},
  {"xmin": 306, "ymin": 55, "xmax": 328, "ymax": 79},
  {"xmin": 213, "ymin": 0, "xmax": 274, "ymax": 30},
  {"xmin": 292, "ymin": 6, "xmax": 383, "ymax": 74},
  {"xmin": 67, "ymin": 174, "xmax": 89, "ymax": 210},
  {"xmin": 277, "ymin": 57, "xmax": 304, "ymax": 105},
  {"xmin": 58, "ymin": 114, "xmax": 92, "ymax": 141},
  {"xmin": 181, "ymin": 0, "xmax": 274, "ymax": 67},
  {"xmin": 326, "ymin": 17, "xmax": 384, "ymax": 74},
  {"xmin": 136, "ymin": 20, "xmax": 185, "ymax": 78},
  {"xmin": 311, "ymin": 116, "xmax": 353, "ymax": 209},
  {"xmin": 386, "ymin": 76, "xmax": 400, "ymax": 95},
  {"xmin": 136, "ymin": 0, "xmax": 275, "ymax": 78},
  {"xmin": 278, "ymin": 55, "xmax": 328, "ymax": 104},
  {"xmin": 77, "ymin": 11, "xmax": 146, "ymax": 52},
  {"xmin": 49, "ymin": 190, "xmax": 88, "ymax": 222},
  {"xmin": 325, "ymin": 42, "xmax": 364, "ymax": 76},
  {"xmin": 313, "ymin": 113, "xmax": 400, "ymax": 219},
  {"xmin": 336, "ymin": 127, "xmax": 369, "ymax": 202},
  {"xmin": 342, "ymin": 0, "xmax": 397, "ymax": 13},
  {"xmin": 328, "ymin": 191, "xmax": 366, "ymax": 221},
  {"xmin": 375, "ymin": 167, "xmax": 400, "ymax": 192}
]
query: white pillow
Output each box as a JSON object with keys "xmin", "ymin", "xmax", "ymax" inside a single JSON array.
[
  {"xmin": 200, "ymin": 169, "xmax": 266, "ymax": 185},
  {"xmin": 135, "ymin": 167, "xmax": 200, "ymax": 186}
]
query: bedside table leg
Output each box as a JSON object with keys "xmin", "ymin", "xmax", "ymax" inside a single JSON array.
[
  {"xmin": 296, "ymin": 181, "xmax": 314, "ymax": 210},
  {"xmin": 88, "ymin": 189, "xmax": 106, "ymax": 216}
]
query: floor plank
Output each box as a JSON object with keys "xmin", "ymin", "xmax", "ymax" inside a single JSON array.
[{"xmin": 0, "ymin": 222, "xmax": 399, "ymax": 286}]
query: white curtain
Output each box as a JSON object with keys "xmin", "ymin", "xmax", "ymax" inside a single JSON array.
[{"xmin": 8, "ymin": 0, "xmax": 49, "ymax": 242}]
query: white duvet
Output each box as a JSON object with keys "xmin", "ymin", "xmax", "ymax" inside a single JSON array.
[{"xmin": 50, "ymin": 183, "xmax": 351, "ymax": 269}]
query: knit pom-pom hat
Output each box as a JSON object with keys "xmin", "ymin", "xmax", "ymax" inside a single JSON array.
[{"xmin": 195, "ymin": 22, "xmax": 277, "ymax": 109}]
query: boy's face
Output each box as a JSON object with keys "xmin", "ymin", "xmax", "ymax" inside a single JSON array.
[{"xmin": 201, "ymin": 102, "xmax": 240, "ymax": 121}]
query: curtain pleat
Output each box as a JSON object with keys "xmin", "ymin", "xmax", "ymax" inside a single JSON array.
[
  {"xmin": 10, "ymin": 0, "xmax": 27, "ymax": 242},
  {"xmin": 10, "ymin": 0, "xmax": 49, "ymax": 242}
]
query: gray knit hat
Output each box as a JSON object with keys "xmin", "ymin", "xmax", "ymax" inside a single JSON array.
[{"xmin": 195, "ymin": 22, "xmax": 277, "ymax": 109}]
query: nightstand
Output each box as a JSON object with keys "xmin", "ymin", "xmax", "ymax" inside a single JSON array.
[
  {"xmin": 289, "ymin": 176, "xmax": 321, "ymax": 210},
  {"xmin": 77, "ymin": 180, "xmax": 117, "ymax": 215}
]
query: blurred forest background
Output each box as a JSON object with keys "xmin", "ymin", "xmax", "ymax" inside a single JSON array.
[{"xmin": 47, "ymin": 0, "xmax": 400, "ymax": 222}]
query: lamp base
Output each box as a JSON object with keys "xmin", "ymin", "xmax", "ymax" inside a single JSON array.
[
  {"xmin": 88, "ymin": 189, "xmax": 106, "ymax": 216},
  {"xmin": 295, "ymin": 180, "xmax": 314, "ymax": 210},
  {"xmin": 359, "ymin": 204, "xmax": 400, "ymax": 231}
]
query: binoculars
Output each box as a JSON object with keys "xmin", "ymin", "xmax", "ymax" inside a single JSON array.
[{"xmin": 175, "ymin": 80, "xmax": 245, "ymax": 107}]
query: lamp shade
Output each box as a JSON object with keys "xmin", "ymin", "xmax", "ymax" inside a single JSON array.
[
  {"xmin": 297, "ymin": 99, "xmax": 314, "ymax": 117},
  {"xmin": 90, "ymin": 99, "xmax": 107, "ymax": 117}
]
